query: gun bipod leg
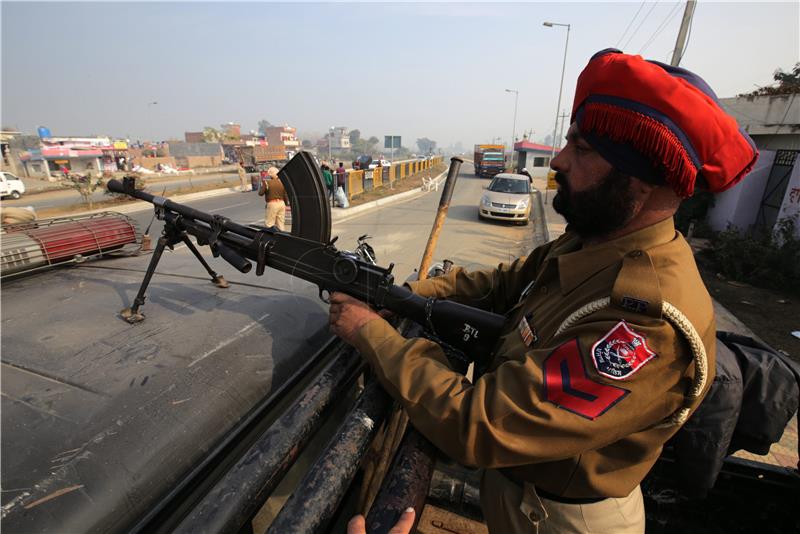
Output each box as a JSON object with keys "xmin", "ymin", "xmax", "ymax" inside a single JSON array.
[
  {"xmin": 181, "ymin": 235, "xmax": 229, "ymax": 288},
  {"xmin": 120, "ymin": 234, "xmax": 170, "ymax": 323}
]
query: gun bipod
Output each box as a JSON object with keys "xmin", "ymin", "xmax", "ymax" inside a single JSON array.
[{"xmin": 119, "ymin": 218, "xmax": 228, "ymax": 324}]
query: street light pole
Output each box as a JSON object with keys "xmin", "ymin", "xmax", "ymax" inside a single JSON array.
[
  {"xmin": 543, "ymin": 21, "xmax": 570, "ymax": 204},
  {"xmin": 505, "ymin": 88, "xmax": 519, "ymax": 171},
  {"xmin": 328, "ymin": 126, "xmax": 333, "ymax": 163}
]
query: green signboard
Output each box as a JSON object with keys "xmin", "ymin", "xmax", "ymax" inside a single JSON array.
[{"xmin": 384, "ymin": 136, "xmax": 401, "ymax": 149}]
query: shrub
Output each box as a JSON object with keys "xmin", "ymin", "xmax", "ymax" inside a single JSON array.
[
  {"xmin": 674, "ymin": 191, "xmax": 715, "ymax": 236},
  {"xmin": 708, "ymin": 216, "xmax": 800, "ymax": 293}
]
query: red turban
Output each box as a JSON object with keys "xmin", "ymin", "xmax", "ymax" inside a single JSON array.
[{"xmin": 572, "ymin": 49, "xmax": 758, "ymax": 198}]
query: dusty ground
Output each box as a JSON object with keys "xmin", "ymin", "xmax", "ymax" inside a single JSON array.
[{"xmin": 695, "ymin": 255, "xmax": 800, "ymax": 362}]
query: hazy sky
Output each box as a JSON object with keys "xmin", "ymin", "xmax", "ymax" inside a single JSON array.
[{"xmin": 2, "ymin": 1, "xmax": 798, "ymax": 151}]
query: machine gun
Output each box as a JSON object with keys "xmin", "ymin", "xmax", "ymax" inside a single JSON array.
[{"xmin": 107, "ymin": 153, "xmax": 506, "ymax": 360}]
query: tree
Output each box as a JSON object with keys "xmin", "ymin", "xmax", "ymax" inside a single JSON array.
[
  {"xmin": 416, "ymin": 137, "xmax": 437, "ymax": 154},
  {"xmin": 367, "ymin": 136, "xmax": 379, "ymax": 145},
  {"xmin": 301, "ymin": 139, "xmax": 312, "ymax": 148},
  {"xmin": 258, "ymin": 119, "xmax": 274, "ymax": 134},
  {"xmin": 739, "ymin": 63, "xmax": 800, "ymax": 97},
  {"xmin": 64, "ymin": 170, "xmax": 104, "ymax": 209},
  {"xmin": 349, "ymin": 129, "xmax": 361, "ymax": 145},
  {"xmin": 203, "ymin": 127, "xmax": 222, "ymax": 143}
]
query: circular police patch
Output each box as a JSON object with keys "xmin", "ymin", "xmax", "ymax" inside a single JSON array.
[{"xmin": 591, "ymin": 321, "xmax": 657, "ymax": 380}]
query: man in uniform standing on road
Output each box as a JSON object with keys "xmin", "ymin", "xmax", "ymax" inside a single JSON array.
[
  {"xmin": 237, "ymin": 162, "xmax": 250, "ymax": 192},
  {"xmin": 258, "ymin": 166, "xmax": 289, "ymax": 231},
  {"xmin": 328, "ymin": 49, "xmax": 758, "ymax": 533}
]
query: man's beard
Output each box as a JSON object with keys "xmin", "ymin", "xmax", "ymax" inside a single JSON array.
[{"xmin": 552, "ymin": 169, "xmax": 638, "ymax": 239}]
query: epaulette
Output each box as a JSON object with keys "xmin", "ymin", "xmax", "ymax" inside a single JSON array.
[{"xmin": 610, "ymin": 249, "xmax": 663, "ymax": 319}]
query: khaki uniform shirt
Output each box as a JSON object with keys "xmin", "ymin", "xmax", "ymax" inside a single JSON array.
[
  {"xmin": 351, "ymin": 217, "xmax": 716, "ymax": 499},
  {"xmin": 258, "ymin": 177, "xmax": 288, "ymax": 203}
]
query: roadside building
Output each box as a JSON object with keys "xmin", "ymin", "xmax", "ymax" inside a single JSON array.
[
  {"xmin": 513, "ymin": 140, "xmax": 559, "ymax": 177},
  {"xmin": 184, "ymin": 131, "xmax": 205, "ymax": 143},
  {"xmin": 0, "ymin": 129, "xmax": 33, "ymax": 177},
  {"xmin": 168, "ymin": 141, "xmax": 224, "ymax": 168},
  {"xmin": 17, "ymin": 136, "xmax": 115, "ymax": 178},
  {"xmin": 707, "ymin": 94, "xmax": 800, "ymax": 238},
  {"xmin": 221, "ymin": 122, "xmax": 242, "ymax": 141},
  {"xmin": 262, "ymin": 125, "xmax": 300, "ymax": 157},
  {"xmin": 330, "ymin": 127, "xmax": 350, "ymax": 153}
]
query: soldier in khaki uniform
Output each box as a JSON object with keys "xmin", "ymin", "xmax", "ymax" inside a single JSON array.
[
  {"xmin": 258, "ymin": 166, "xmax": 289, "ymax": 231},
  {"xmin": 330, "ymin": 49, "xmax": 758, "ymax": 533}
]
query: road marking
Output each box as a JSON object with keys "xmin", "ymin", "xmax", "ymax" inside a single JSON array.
[
  {"xmin": 187, "ymin": 313, "xmax": 270, "ymax": 367},
  {"xmin": 210, "ymin": 201, "xmax": 250, "ymax": 213}
]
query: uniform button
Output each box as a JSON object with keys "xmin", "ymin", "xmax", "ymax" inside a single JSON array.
[{"xmin": 629, "ymin": 250, "xmax": 643, "ymax": 258}]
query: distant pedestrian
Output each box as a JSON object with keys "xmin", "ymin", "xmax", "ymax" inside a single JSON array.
[
  {"xmin": 238, "ymin": 162, "xmax": 250, "ymax": 192},
  {"xmin": 335, "ymin": 161, "xmax": 347, "ymax": 191},
  {"xmin": 321, "ymin": 162, "xmax": 334, "ymax": 205},
  {"xmin": 258, "ymin": 166, "xmax": 288, "ymax": 231},
  {"xmin": 520, "ymin": 167, "xmax": 532, "ymax": 184}
]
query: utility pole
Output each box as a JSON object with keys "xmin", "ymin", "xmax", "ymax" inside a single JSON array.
[
  {"xmin": 557, "ymin": 111, "xmax": 569, "ymax": 149},
  {"xmin": 670, "ymin": 0, "xmax": 696, "ymax": 66}
]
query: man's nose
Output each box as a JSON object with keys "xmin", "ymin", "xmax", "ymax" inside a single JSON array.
[{"xmin": 550, "ymin": 148, "xmax": 566, "ymax": 173}]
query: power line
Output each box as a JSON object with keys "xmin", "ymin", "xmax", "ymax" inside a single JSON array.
[
  {"xmin": 622, "ymin": 1, "xmax": 660, "ymax": 51},
  {"xmin": 638, "ymin": 2, "xmax": 683, "ymax": 54},
  {"xmin": 616, "ymin": 1, "xmax": 646, "ymax": 48}
]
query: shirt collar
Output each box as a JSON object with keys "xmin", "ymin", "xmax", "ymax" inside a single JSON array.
[{"xmin": 556, "ymin": 217, "xmax": 678, "ymax": 295}]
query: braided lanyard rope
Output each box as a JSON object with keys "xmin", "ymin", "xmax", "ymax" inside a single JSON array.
[{"xmin": 555, "ymin": 298, "xmax": 708, "ymax": 427}]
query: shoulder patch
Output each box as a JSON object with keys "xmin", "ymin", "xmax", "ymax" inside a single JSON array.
[
  {"xmin": 591, "ymin": 321, "xmax": 657, "ymax": 380},
  {"xmin": 543, "ymin": 339, "xmax": 629, "ymax": 420}
]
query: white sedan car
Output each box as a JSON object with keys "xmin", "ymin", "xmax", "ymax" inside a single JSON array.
[
  {"xmin": 478, "ymin": 173, "xmax": 532, "ymax": 225},
  {"xmin": 368, "ymin": 159, "xmax": 391, "ymax": 169}
]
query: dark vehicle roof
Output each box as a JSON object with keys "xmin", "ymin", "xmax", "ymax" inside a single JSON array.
[{"xmin": 1, "ymin": 251, "xmax": 331, "ymax": 532}]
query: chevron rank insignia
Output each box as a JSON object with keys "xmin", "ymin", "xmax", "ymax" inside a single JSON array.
[
  {"xmin": 543, "ymin": 339, "xmax": 629, "ymax": 420},
  {"xmin": 591, "ymin": 321, "xmax": 657, "ymax": 380}
]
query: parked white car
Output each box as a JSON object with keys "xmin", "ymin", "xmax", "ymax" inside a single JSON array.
[
  {"xmin": 0, "ymin": 172, "xmax": 26, "ymax": 199},
  {"xmin": 478, "ymin": 173, "xmax": 532, "ymax": 225},
  {"xmin": 368, "ymin": 159, "xmax": 391, "ymax": 169}
]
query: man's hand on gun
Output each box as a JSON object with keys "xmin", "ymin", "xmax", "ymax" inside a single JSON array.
[{"xmin": 328, "ymin": 292, "xmax": 390, "ymax": 345}]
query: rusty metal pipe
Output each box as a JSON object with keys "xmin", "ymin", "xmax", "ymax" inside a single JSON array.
[
  {"xmin": 266, "ymin": 380, "xmax": 393, "ymax": 534},
  {"xmin": 365, "ymin": 428, "xmax": 438, "ymax": 534},
  {"xmin": 417, "ymin": 157, "xmax": 463, "ymax": 281},
  {"xmin": 171, "ymin": 348, "xmax": 363, "ymax": 534}
]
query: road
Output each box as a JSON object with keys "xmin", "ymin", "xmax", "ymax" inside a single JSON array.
[
  {"xmin": 126, "ymin": 161, "xmax": 541, "ymax": 282},
  {"xmin": 0, "ymin": 161, "xmax": 545, "ymax": 531}
]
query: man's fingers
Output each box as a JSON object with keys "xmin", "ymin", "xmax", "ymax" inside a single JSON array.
[
  {"xmin": 347, "ymin": 514, "xmax": 366, "ymax": 534},
  {"xmin": 389, "ymin": 508, "xmax": 416, "ymax": 534}
]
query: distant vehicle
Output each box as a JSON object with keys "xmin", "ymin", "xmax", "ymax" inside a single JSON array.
[
  {"xmin": 0, "ymin": 172, "xmax": 26, "ymax": 199},
  {"xmin": 474, "ymin": 144, "xmax": 506, "ymax": 178},
  {"xmin": 235, "ymin": 145, "xmax": 287, "ymax": 172},
  {"xmin": 353, "ymin": 155, "xmax": 372, "ymax": 170},
  {"xmin": 478, "ymin": 173, "xmax": 531, "ymax": 225},
  {"xmin": 368, "ymin": 159, "xmax": 390, "ymax": 169}
]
